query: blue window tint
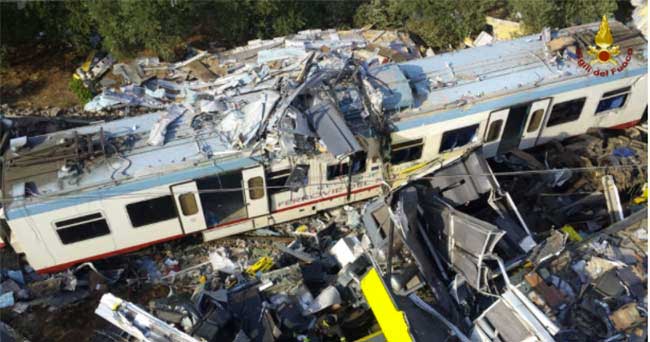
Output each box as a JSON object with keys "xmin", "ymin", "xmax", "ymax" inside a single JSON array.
[
  {"xmin": 596, "ymin": 87, "xmax": 631, "ymax": 114},
  {"xmin": 596, "ymin": 94, "xmax": 628, "ymax": 113}
]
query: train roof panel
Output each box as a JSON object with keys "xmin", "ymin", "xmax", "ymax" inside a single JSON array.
[
  {"xmin": 3, "ymin": 108, "xmax": 249, "ymax": 210},
  {"xmin": 388, "ymin": 20, "xmax": 647, "ymax": 120}
]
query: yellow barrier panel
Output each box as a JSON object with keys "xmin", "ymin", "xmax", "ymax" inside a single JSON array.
[
  {"xmin": 360, "ymin": 268, "xmax": 414, "ymax": 342},
  {"xmin": 246, "ymin": 256, "xmax": 274, "ymax": 275},
  {"xmin": 561, "ymin": 225, "xmax": 583, "ymax": 242}
]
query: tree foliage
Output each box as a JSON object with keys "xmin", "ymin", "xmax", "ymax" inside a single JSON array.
[
  {"xmin": 509, "ymin": 0, "xmax": 618, "ymax": 33},
  {"xmin": 354, "ymin": 0, "xmax": 402, "ymax": 30},
  {"xmin": 191, "ymin": 1, "xmax": 363, "ymax": 46},
  {"xmin": 0, "ymin": 0, "xmax": 622, "ymax": 62},
  {"xmin": 354, "ymin": 0, "xmax": 497, "ymax": 51},
  {"xmin": 84, "ymin": 1, "xmax": 194, "ymax": 60}
]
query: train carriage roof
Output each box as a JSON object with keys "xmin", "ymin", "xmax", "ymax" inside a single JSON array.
[
  {"xmin": 375, "ymin": 20, "xmax": 647, "ymax": 123},
  {"xmin": 2, "ymin": 20, "xmax": 646, "ymax": 218}
]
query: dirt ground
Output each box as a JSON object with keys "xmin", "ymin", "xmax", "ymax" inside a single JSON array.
[{"xmin": 0, "ymin": 44, "xmax": 81, "ymax": 109}]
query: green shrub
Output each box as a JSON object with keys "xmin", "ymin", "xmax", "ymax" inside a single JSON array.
[
  {"xmin": 509, "ymin": 0, "xmax": 618, "ymax": 34},
  {"xmin": 68, "ymin": 78, "xmax": 94, "ymax": 104},
  {"xmin": 353, "ymin": 0, "xmax": 494, "ymax": 52}
]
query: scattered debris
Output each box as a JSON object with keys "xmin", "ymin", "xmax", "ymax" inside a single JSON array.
[
  {"xmin": 73, "ymin": 50, "xmax": 115, "ymax": 86},
  {"xmin": 485, "ymin": 16, "xmax": 524, "ymax": 41},
  {"xmin": 0, "ymin": 124, "xmax": 645, "ymax": 341},
  {"xmin": 0, "ymin": 20, "xmax": 647, "ymax": 342},
  {"xmin": 96, "ymin": 293, "xmax": 198, "ymax": 342}
]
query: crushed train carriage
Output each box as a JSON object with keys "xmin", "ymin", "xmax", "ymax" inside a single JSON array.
[{"xmin": 0, "ymin": 21, "xmax": 646, "ymax": 273}]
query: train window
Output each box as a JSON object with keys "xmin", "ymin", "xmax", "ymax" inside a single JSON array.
[
  {"xmin": 546, "ymin": 98, "xmax": 586, "ymax": 127},
  {"xmin": 267, "ymin": 169, "xmax": 291, "ymax": 195},
  {"xmin": 55, "ymin": 213, "xmax": 110, "ymax": 245},
  {"xmin": 327, "ymin": 163, "xmax": 347, "ymax": 180},
  {"xmin": 391, "ymin": 139, "xmax": 424, "ymax": 164},
  {"xmin": 596, "ymin": 87, "xmax": 630, "ymax": 114},
  {"xmin": 248, "ymin": 177, "xmax": 265, "ymax": 200},
  {"xmin": 286, "ymin": 165, "xmax": 310, "ymax": 191},
  {"xmin": 527, "ymin": 109, "xmax": 545, "ymax": 132},
  {"xmin": 179, "ymin": 193, "xmax": 199, "ymax": 215},
  {"xmin": 126, "ymin": 195, "xmax": 177, "ymax": 228},
  {"xmin": 267, "ymin": 165, "xmax": 310, "ymax": 195},
  {"xmin": 485, "ymin": 120, "xmax": 503, "ymax": 142},
  {"xmin": 439, "ymin": 124, "xmax": 480, "ymax": 153},
  {"xmin": 327, "ymin": 152, "xmax": 367, "ymax": 180}
]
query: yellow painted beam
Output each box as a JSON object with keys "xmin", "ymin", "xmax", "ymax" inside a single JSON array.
[{"xmin": 360, "ymin": 268, "xmax": 414, "ymax": 342}]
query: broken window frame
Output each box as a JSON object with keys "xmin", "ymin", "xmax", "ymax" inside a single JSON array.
[
  {"xmin": 326, "ymin": 152, "xmax": 367, "ymax": 180},
  {"xmin": 126, "ymin": 195, "xmax": 178, "ymax": 228},
  {"xmin": 390, "ymin": 138, "xmax": 424, "ymax": 165},
  {"xmin": 439, "ymin": 124, "xmax": 480, "ymax": 153},
  {"xmin": 54, "ymin": 212, "xmax": 111, "ymax": 245},
  {"xmin": 546, "ymin": 97, "xmax": 586, "ymax": 127},
  {"xmin": 285, "ymin": 165, "xmax": 310, "ymax": 192},
  {"xmin": 266, "ymin": 165, "xmax": 310, "ymax": 195},
  {"xmin": 595, "ymin": 86, "xmax": 631, "ymax": 114},
  {"xmin": 266, "ymin": 169, "xmax": 292, "ymax": 195}
]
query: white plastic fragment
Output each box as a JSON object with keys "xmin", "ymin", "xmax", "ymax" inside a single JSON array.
[
  {"xmin": 209, "ymin": 248, "xmax": 238, "ymax": 274},
  {"xmin": 147, "ymin": 105, "xmax": 185, "ymax": 146},
  {"xmin": 257, "ymin": 47, "xmax": 307, "ymax": 64},
  {"xmin": 344, "ymin": 205, "xmax": 361, "ymax": 228},
  {"xmin": 305, "ymin": 285, "xmax": 341, "ymax": 314},
  {"xmin": 473, "ymin": 31, "xmax": 494, "ymax": 47},
  {"xmin": 329, "ymin": 236, "xmax": 363, "ymax": 267}
]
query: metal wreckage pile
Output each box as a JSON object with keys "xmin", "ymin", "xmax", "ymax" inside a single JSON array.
[{"xmin": 0, "ymin": 27, "xmax": 648, "ymax": 342}]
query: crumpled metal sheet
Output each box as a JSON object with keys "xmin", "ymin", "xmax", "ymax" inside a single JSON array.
[
  {"xmin": 367, "ymin": 64, "xmax": 413, "ymax": 111},
  {"xmin": 84, "ymin": 85, "xmax": 165, "ymax": 112},
  {"xmin": 216, "ymin": 90, "xmax": 280, "ymax": 147},
  {"xmin": 305, "ymin": 91, "xmax": 363, "ymax": 158},
  {"xmin": 147, "ymin": 104, "xmax": 186, "ymax": 146}
]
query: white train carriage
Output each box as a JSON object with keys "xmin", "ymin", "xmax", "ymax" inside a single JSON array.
[
  {"xmin": 1, "ymin": 20, "xmax": 646, "ymax": 273},
  {"xmin": 1, "ymin": 111, "xmax": 386, "ymax": 273}
]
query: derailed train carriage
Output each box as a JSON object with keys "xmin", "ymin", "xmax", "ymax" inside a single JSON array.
[{"xmin": 0, "ymin": 20, "xmax": 646, "ymax": 273}]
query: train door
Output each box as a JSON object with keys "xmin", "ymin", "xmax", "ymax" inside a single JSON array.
[
  {"xmin": 171, "ymin": 181, "xmax": 208, "ymax": 234},
  {"xmin": 497, "ymin": 103, "xmax": 530, "ymax": 155},
  {"xmin": 242, "ymin": 166, "xmax": 270, "ymax": 226},
  {"xmin": 519, "ymin": 99, "xmax": 551, "ymax": 150},
  {"xmin": 483, "ymin": 108, "xmax": 509, "ymax": 157}
]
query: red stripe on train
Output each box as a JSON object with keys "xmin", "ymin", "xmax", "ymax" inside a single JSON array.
[
  {"xmin": 36, "ymin": 183, "xmax": 383, "ymax": 274},
  {"xmin": 271, "ymin": 183, "xmax": 382, "ymax": 214},
  {"xmin": 609, "ymin": 119, "xmax": 641, "ymax": 130},
  {"xmin": 37, "ymin": 234, "xmax": 185, "ymax": 274}
]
